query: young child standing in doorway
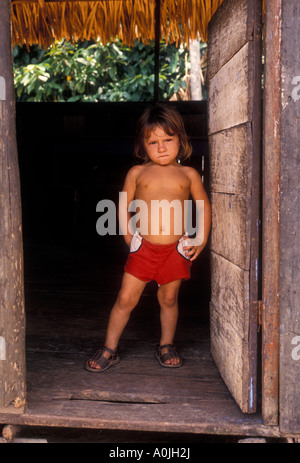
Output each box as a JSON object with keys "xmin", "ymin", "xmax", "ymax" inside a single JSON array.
[{"xmin": 86, "ymin": 104, "xmax": 211, "ymax": 371}]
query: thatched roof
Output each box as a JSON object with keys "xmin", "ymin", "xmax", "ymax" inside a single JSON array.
[{"xmin": 11, "ymin": 0, "xmax": 225, "ymax": 49}]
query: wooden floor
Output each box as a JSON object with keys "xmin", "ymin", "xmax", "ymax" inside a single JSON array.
[{"xmin": 3, "ymin": 240, "xmax": 279, "ymax": 437}]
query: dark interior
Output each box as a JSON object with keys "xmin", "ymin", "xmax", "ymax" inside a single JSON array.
[{"xmin": 15, "ymin": 101, "xmax": 228, "ymax": 408}]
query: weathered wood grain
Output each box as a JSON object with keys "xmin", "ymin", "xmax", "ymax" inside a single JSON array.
[
  {"xmin": 0, "ymin": 396, "xmax": 280, "ymax": 437},
  {"xmin": 210, "ymin": 252, "xmax": 249, "ymax": 337},
  {"xmin": 208, "ymin": 42, "xmax": 250, "ymax": 135},
  {"xmin": 261, "ymin": 0, "xmax": 281, "ymax": 426},
  {"xmin": 25, "ymin": 344, "xmax": 231, "ymax": 405},
  {"xmin": 279, "ymin": 0, "xmax": 300, "ymax": 434},
  {"xmin": 0, "ymin": 0, "xmax": 26, "ymax": 408},
  {"xmin": 209, "ymin": 124, "xmax": 249, "ymax": 195},
  {"xmin": 210, "ymin": 303, "xmax": 251, "ymax": 413},
  {"xmin": 208, "ymin": 0, "xmax": 253, "ymax": 80},
  {"xmin": 208, "ymin": 0, "xmax": 262, "ymax": 414},
  {"xmin": 210, "ymin": 192, "xmax": 249, "ymax": 270}
]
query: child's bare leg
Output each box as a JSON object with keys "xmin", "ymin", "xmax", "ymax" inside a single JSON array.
[
  {"xmin": 105, "ymin": 272, "xmax": 147, "ymax": 349},
  {"xmin": 88, "ymin": 272, "xmax": 147, "ymax": 370},
  {"xmin": 157, "ymin": 279, "xmax": 182, "ymax": 366}
]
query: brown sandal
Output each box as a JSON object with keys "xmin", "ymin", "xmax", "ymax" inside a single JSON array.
[
  {"xmin": 155, "ymin": 344, "xmax": 182, "ymax": 368},
  {"xmin": 86, "ymin": 345, "xmax": 120, "ymax": 372}
]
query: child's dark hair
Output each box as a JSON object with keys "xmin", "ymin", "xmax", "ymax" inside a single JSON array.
[{"xmin": 134, "ymin": 104, "xmax": 192, "ymax": 163}]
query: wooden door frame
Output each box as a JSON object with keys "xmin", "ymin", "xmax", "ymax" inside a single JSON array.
[
  {"xmin": 3, "ymin": 0, "xmax": 300, "ymax": 436},
  {"xmin": 262, "ymin": 0, "xmax": 300, "ymax": 435},
  {"xmin": 277, "ymin": 0, "xmax": 300, "ymax": 435},
  {"xmin": 0, "ymin": 0, "xmax": 26, "ymax": 410},
  {"xmin": 261, "ymin": 0, "xmax": 281, "ymax": 426}
]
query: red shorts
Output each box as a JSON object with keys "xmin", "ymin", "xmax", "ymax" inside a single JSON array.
[{"xmin": 124, "ymin": 233, "xmax": 192, "ymax": 285}]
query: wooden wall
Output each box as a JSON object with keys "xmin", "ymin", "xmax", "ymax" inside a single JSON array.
[{"xmin": 279, "ymin": 0, "xmax": 300, "ymax": 435}]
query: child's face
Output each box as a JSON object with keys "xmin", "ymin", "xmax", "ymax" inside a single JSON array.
[{"xmin": 144, "ymin": 125, "xmax": 180, "ymax": 166}]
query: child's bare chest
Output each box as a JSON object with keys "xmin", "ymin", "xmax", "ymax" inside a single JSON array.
[{"xmin": 136, "ymin": 167, "xmax": 190, "ymax": 200}]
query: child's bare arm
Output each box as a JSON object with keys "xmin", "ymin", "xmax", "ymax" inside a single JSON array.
[
  {"xmin": 185, "ymin": 167, "xmax": 211, "ymax": 261},
  {"xmin": 118, "ymin": 166, "xmax": 140, "ymax": 246}
]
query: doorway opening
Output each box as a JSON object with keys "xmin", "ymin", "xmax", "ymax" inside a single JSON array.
[
  {"xmin": 7, "ymin": 0, "xmax": 270, "ymax": 432},
  {"xmin": 17, "ymin": 100, "xmax": 237, "ymax": 415}
]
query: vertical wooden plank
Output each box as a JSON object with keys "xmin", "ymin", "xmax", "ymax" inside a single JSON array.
[
  {"xmin": 247, "ymin": 0, "xmax": 263, "ymax": 418},
  {"xmin": 208, "ymin": 42, "xmax": 250, "ymax": 134},
  {"xmin": 0, "ymin": 0, "xmax": 26, "ymax": 408},
  {"xmin": 279, "ymin": 0, "xmax": 300, "ymax": 435},
  {"xmin": 207, "ymin": 0, "xmax": 251, "ymax": 80},
  {"xmin": 261, "ymin": 0, "xmax": 281, "ymax": 426},
  {"xmin": 209, "ymin": 125, "xmax": 249, "ymax": 195}
]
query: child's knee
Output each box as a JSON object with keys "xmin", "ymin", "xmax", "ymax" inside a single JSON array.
[
  {"xmin": 157, "ymin": 290, "xmax": 178, "ymax": 308},
  {"xmin": 117, "ymin": 289, "xmax": 139, "ymax": 311}
]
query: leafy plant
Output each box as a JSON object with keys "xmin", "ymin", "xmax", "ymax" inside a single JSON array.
[{"xmin": 13, "ymin": 39, "xmax": 190, "ymax": 102}]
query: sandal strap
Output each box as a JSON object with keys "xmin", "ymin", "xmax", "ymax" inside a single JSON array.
[
  {"xmin": 158, "ymin": 344, "xmax": 179, "ymax": 362},
  {"xmin": 102, "ymin": 345, "xmax": 116, "ymax": 356},
  {"xmin": 89, "ymin": 345, "xmax": 117, "ymax": 367},
  {"xmin": 159, "ymin": 343, "xmax": 175, "ymax": 349},
  {"xmin": 158, "ymin": 344, "xmax": 177, "ymax": 353}
]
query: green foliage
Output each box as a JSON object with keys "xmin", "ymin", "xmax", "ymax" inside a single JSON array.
[{"xmin": 13, "ymin": 39, "xmax": 189, "ymax": 102}]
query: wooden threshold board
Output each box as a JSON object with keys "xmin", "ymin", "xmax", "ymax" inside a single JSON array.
[{"xmin": 0, "ymin": 332, "xmax": 279, "ymax": 437}]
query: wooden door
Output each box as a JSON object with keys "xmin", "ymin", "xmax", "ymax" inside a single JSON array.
[{"xmin": 207, "ymin": 0, "xmax": 262, "ymax": 413}]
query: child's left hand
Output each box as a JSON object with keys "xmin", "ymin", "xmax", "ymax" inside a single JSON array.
[{"xmin": 183, "ymin": 239, "xmax": 206, "ymax": 261}]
